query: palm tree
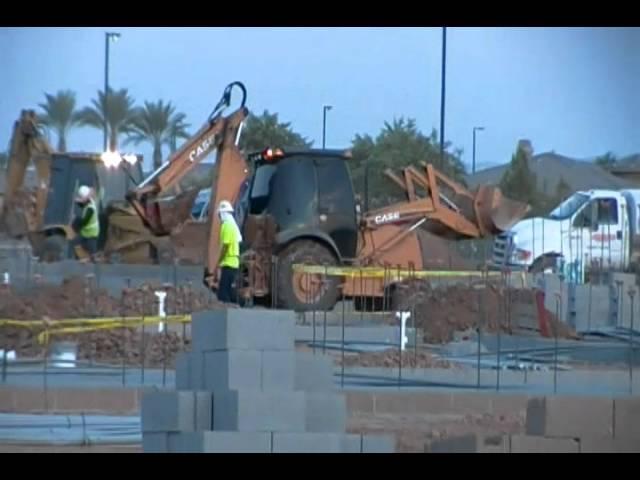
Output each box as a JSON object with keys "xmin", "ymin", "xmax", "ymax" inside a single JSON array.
[
  {"xmin": 76, "ymin": 88, "xmax": 138, "ymax": 151},
  {"xmin": 167, "ymin": 112, "xmax": 190, "ymax": 154},
  {"xmin": 38, "ymin": 90, "xmax": 79, "ymax": 152},
  {"xmin": 125, "ymin": 100, "xmax": 190, "ymax": 169}
]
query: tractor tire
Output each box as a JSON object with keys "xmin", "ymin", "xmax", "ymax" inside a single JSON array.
[
  {"xmin": 40, "ymin": 235, "xmax": 68, "ymax": 263},
  {"xmin": 276, "ymin": 240, "xmax": 340, "ymax": 312}
]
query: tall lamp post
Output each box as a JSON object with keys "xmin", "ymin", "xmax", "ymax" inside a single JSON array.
[
  {"xmin": 439, "ymin": 27, "xmax": 447, "ymax": 162},
  {"xmin": 322, "ymin": 105, "xmax": 332, "ymax": 149},
  {"xmin": 104, "ymin": 32, "xmax": 121, "ymax": 152},
  {"xmin": 472, "ymin": 126, "xmax": 485, "ymax": 174}
]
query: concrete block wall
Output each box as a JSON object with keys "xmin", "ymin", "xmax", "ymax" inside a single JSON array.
[
  {"xmin": 142, "ymin": 308, "xmax": 394, "ymax": 453},
  {"xmin": 427, "ymin": 395, "xmax": 640, "ymax": 453}
]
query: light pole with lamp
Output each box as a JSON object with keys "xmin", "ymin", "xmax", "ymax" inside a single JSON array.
[
  {"xmin": 472, "ymin": 126, "xmax": 485, "ymax": 174},
  {"xmin": 322, "ymin": 105, "xmax": 332, "ymax": 149},
  {"xmin": 104, "ymin": 32, "xmax": 121, "ymax": 152}
]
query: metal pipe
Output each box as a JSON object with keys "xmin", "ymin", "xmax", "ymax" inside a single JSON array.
[{"xmin": 439, "ymin": 27, "xmax": 447, "ymax": 163}]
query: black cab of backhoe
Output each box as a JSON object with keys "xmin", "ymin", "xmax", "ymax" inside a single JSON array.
[{"xmin": 237, "ymin": 148, "xmax": 358, "ymax": 261}]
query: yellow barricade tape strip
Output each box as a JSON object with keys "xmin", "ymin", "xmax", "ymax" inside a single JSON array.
[
  {"xmin": 0, "ymin": 314, "xmax": 191, "ymax": 330},
  {"xmin": 292, "ymin": 264, "xmax": 506, "ymax": 279},
  {"xmin": 35, "ymin": 315, "xmax": 191, "ymax": 344}
]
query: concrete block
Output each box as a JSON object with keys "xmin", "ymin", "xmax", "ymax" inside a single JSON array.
[
  {"xmin": 212, "ymin": 390, "xmax": 306, "ymax": 432},
  {"xmin": 305, "ymin": 393, "xmax": 347, "ymax": 433},
  {"xmin": 261, "ymin": 350, "xmax": 295, "ymax": 390},
  {"xmin": 428, "ymin": 434, "xmax": 478, "ymax": 453},
  {"xmin": 614, "ymin": 397, "xmax": 640, "ymax": 441},
  {"xmin": 579, "ymin": 436, "xmax": 640, "ymax": 453},
  {"xmin": 202, "ymin": 350, "xmax": 262, "ymax": 391},
  {"xmin": 345, "ymin": 392, "xmax": 374, "ymax": 414},
  {"xmin": 362, "ymin": 435, "xmax": 395, "ymax": 453},
  {"xmin": 192, "ymin": 309, "xmax": 295, "ymax": 352},
  {"xmin": 141, "ymin": 391, "xmax": 211, "ymax": 432},
  {"xmin": 525, "ymin": 396, "xmax": 613, "ymax": 438},
  {"xmin": 272, "ymin": 433, "xmax": 356, "ymax": 453},
  {"xmin": 168, "ymin": 432, "xmax": 272, "ymax": 453},
  {"xmin": 295, "ymin": 351, "xmax": 334, "ymax": 392},
  {"xmin": 142, "ymin": 433, "xmax": 168, "ymax": 453},
  {"xmin": 509, "ymin": 435, "xmax": 579, "ymax": 453},
  {"xmin": 175, "ymin": 353, "xmax": 191, "ymax": 390}
]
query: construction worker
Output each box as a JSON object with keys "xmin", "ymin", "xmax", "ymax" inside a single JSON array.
[
  {"xmin": 214, "ymin": 200, "xmax": 242, "ymax": 303},
  {"xmin": 71, "ymin": 185, "xmax": 100, "ymax": 261}
]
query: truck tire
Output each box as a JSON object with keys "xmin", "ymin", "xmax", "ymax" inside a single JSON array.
[
  {"xmin": 276, "ymin": 239, "xmax": 340, "ymax": 312},
  {"xmin": 40, "ymin": 235, "xmax": 68, "ymax": 262}
]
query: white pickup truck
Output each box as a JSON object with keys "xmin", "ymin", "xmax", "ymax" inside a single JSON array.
[{"xmin": 492, "ymin": 189, "xmax": 640, "ymax": 280}]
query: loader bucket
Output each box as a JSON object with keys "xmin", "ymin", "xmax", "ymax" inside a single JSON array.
[{"xmin": 473, "ymin": 185, "xmax": 530, "ymax": 235}]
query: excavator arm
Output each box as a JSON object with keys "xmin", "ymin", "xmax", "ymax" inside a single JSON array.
[
  {"xmin": 126, "ymin": 81, "xmax": 250, "ymax": 287},
  {"xmin": 363, "ymin": 163, "xmax": 529, "ymax": 237},
  {"xmin": 1, "ymin": 110, "xmax": 54, "ymax": 236}
]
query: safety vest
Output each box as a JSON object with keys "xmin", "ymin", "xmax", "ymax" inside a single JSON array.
[{"xmin": 80, "ymin": 200, "xmax": 100, "ymax": 238}]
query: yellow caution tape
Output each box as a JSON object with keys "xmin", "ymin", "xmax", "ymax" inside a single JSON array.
[
  {"xmin": 35, "ymin": 315, "xmax": 191, "ymax": 344},
  {"xmin": 292, "ymin": 264, "xmax": 505, "ymax": 279}
]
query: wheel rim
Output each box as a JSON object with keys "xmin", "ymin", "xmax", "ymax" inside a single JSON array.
[{"xmin": 292, "ymin": 271, "xmax": 326, "ymax": 305}]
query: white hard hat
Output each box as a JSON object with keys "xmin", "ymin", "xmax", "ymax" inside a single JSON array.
[
  {"xmin": 217, "ymin": 200, "xmax": 234, "ymax": 213},
  {"xmin": 76, "ymin": 185, "xmax": 92, "ymax": 201}
]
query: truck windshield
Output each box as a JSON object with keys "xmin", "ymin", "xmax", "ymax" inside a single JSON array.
[{"xmin": 547, "ymin": 193, "xmax": 589, "ymax": 220}]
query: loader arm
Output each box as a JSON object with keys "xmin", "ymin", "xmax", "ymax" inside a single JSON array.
[{"xmin": 1, "ymin": 110, "xmax": 54, "ymax": 235}]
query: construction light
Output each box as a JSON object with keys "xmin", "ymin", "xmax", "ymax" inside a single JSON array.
[
  {"xmin": 262, "ymin": 147, "xmax": 284, "ymax": 162},
  {"xmin": 100, "ymin": 151, "xmax": 122, "ymax": 168},
  {"xmin": 123, "ymin": 154, "xmax": 138, "ymax": 165}
]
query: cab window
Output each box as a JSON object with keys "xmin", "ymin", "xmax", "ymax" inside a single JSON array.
[{"xmin": 596, "ymin": 198, "xmax": 618, "ymax": 225}]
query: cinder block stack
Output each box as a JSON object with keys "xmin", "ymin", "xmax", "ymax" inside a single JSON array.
[{"xmin": 141, "ymin": 308, "xmax": 394, "ymax": 453}]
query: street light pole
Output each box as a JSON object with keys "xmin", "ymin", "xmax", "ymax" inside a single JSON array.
[
  {"xmin": 472, "ymin": 126, "xmax": 485, "ymax": 174},
  {"xmin": 104, "ymin": 32, "xmax": 121, "ymax": 152},
  {"xmin": 439, "ymin": 27, "xmax": 447, "ymax": 162},
  {"xmin": 322, "ymin": 105, "xmax": 333, "ymax": 149}
]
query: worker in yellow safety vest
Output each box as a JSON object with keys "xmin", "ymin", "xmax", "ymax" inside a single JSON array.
[
  {"xmin": 214, "ymin": 200, "xmax": 242, "ymax": 303},
  {"xmin": 71, "ymin": 185, "xmax": 100, "ymax": 261}
]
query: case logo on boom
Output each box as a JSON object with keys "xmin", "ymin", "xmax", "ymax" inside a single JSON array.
[
  {"xmin": 189, "ymin": 134, "xmax": 217, "ymax": 162},
  {"xmin": 374, "ymin": 211, "xmax": 400, "ymax": 225}
]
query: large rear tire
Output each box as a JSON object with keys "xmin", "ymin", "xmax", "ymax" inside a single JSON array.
[
  {"xmin": 40, "ymin": 235, "xmax": 68, "ymax": 262},
  {"xmin": 276, "ymin": 240, "xmax": 340, "ymax": 312}
]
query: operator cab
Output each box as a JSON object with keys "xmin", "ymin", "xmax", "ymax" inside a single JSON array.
[{"xmin": 236, "ymin": 147, "xmax": 358, "ymax": 260}]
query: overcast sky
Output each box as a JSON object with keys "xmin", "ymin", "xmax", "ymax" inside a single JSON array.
[{"xmin": 1, "ymin": 27, "xmax": 639, "ymax": 171}]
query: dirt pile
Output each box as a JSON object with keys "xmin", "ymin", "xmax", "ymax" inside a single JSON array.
[
  {"xmin": 392, "ymin": 279, "xmax": 576, "ymax": 344},
  {"xmin": 336, "ymin": 350, "xmax": 453, "ymax": 369},
  {"xmin": 0, "ymin": 276, "xmax": 222, "ymax": 320}
]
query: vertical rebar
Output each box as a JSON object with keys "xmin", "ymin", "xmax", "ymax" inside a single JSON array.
[
  {"xmin": 413, "ymin": 304, "xmax": 418, "ymax": 366},
  {"xmin": 341, "ymin": 285, "xmax": 345, "ymax": 389},
  {"xmin": 141, "ymin": 295, "xmax": 146, "ymax": 385},
  {"xmin": 588, "ymin": 277, "xmax": 593, "ymax": 332},
  {"xmin": 477, "ymin": 277, "xmax": 484, "ymax": 390},
  {"xmin": 121, "ymin": 290, "xmax": 126, "ymax": 387},
  {"xmin": 554, "ymin": 293, "xmax": 560, "ymax": 394},
  {"xmin": 359, "ymin": 269, "xmax": 364, "ymax": 324},
  {"xmin": 43, "ymin": 327, "xmax": 49, "ymax": 411},
  {"xmin": 628, "ymin": 287, "xmax": 635, "ymax": 395},
  {"xmin": 617, "ymin": 280, "xmax": 624, "ymax": 328},
  {"xmin": 162, "ymin": 292, "xmax": 168, "ymax": 387},
  {"xmin": 2, "ymin": 349, "xmax": 7, "ymax": 383},
  {"xmin": 496, "ymin": 274, "xmax": 502, "ymax": 392}
]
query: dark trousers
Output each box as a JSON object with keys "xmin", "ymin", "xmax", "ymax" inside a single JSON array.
[
  {"xmin": 71, "ymin": 236, "xmax": 98, "ymax": 259},
  {"xmin": 217, "ymin": 267, "xmax": 238, "ymax": 304}
]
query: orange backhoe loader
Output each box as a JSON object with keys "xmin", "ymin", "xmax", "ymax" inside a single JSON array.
[{"xmin": 127, "ymin": 81, "xmax": 529, "ymax": 311}]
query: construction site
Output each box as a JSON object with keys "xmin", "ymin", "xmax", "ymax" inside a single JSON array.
[{"xmin": 2, "ymin": 27, "xmax": 640, "ymax": 454}]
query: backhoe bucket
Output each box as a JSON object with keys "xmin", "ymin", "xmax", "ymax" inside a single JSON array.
[
  {"xmin": 473, "ymin": 185, "xmax": 530, "ymax": 235},
  {"xmin": 145, "ymin": 188, "xmax": 200, "ymax": 235}
]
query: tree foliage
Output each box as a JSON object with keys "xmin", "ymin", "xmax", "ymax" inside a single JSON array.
[
  {"xmin": 595, "ymin": 152, "xmax": 618, "ymax": 171},
  {"xmin": 38, "ymin": 90, "xmax": 80, "ymax": 152},
  {"xmin": 349, "ymin": 118, "xmax": 466, "ymax": 209},
  {"xmin": 239, "ymin": 110, "xmax": 312, "ymax": 153},
  {"xmin": 499, "ymin": 142, "xmax": 540, "ymax": 214},
  {"xmin": 0, "ymin": 151, "xmax": 7, "ymax": 170},
  {"xmin": 76, "ymin": 88, "xmax": 138, "ymax": 151},
  {"xmin": 125, "ymin": 100, "xmax": 190, "ymax": 169}
]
